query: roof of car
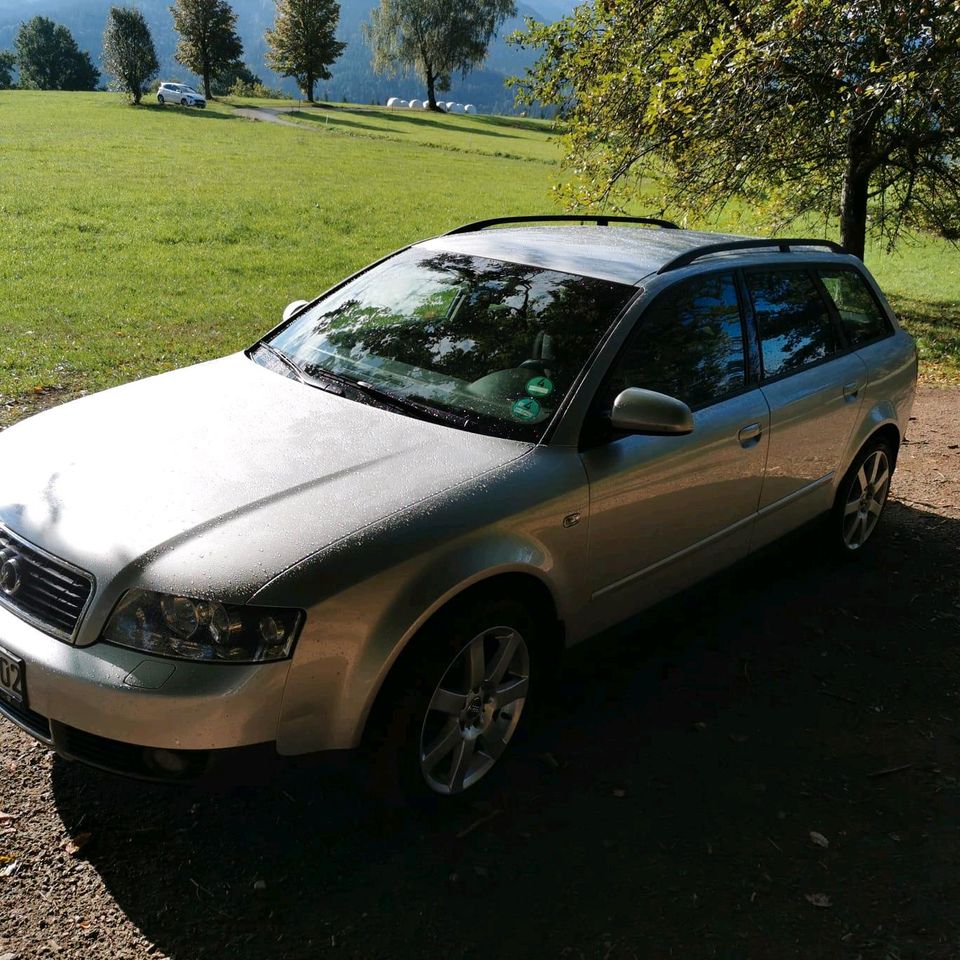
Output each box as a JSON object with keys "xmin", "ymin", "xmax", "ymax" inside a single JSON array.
[{"xmin": 416, "ymin": 226, "xmax": 848, "ymax": 287}]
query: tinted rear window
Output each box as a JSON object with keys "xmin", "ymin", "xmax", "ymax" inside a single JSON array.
[
  {"xmin": 747, "ymin": 270, "xmax": 839, "ymax": 378},
  {"xmin": 818, "ymin": 268, "xmax": 892, "ymax": 346}
]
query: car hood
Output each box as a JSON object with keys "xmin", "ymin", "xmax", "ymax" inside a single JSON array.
[{"xmin": 0, "ymin": 353, "xmax": 530, "ymax": 609}]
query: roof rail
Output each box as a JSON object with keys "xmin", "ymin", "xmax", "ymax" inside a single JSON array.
[
  {"xmin": 657, "ymin": 237, "xmax": 847, "ymax": 274},
  {"xmin": 445, "ymin": 214, "xmax": 680, "ymax": 235}
]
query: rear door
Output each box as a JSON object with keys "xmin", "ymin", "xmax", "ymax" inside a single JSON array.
[
  {"xmin": 744, "ymin": 266, "xmax": 867, "ymax": 544},
  {"xmin": 579, "ymin": 269, "xmax": 770, "ymax": 629}
]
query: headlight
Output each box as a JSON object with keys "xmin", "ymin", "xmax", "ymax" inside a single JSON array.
[{"xmin": 102, "ymin": 589, "xmax": 303, "ymax": 663}]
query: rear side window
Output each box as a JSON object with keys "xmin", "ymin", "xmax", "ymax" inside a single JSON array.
[
  {"xmin": 747, "ymin": 270, "xmax": 838, "ymax": 378},
  {"xmin": 818, "ymin": 268, "xmax": 892, "ymax": 346},
  {"xmin": 599, "ymin": 272, "xmax": 746, "ymax": 410}
]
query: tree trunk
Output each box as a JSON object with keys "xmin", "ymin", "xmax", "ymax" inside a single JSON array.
[
  {"xmin": 203, "ymin": 65, "xmax": 211, "ymax": 100},
  {"xmin": 306, "ymin": 73, "xmax": 314, "ymax": 102},
  {"xmin": 839, "ymin": 136, "xmax": 871, "ymax": 260},
  {"xmin": 426, "ymin": 69, "xmax": 437, "ymax": 110}
]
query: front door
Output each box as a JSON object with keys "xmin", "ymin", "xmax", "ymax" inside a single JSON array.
[{"xmin": 579, "ymin": 270, "xmax": 769, "ymax": 631}]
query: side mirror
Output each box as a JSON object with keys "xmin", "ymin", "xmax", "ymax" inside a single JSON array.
[
  {"xmin": 282, "ymin": 299, "xmax": 310, "ymax": 322},
  {"xmin": 610, "ymin": 387, "xmax": 694, "ymax": 436}
]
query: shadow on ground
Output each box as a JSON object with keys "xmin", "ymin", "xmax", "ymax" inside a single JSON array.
[
  {"xmin": 307, "ymin": 105, "xmax": 524, "ymax": 140},
  {"xmin": 137, "ymin": 103, "xmax": 237, "ymax": 120},
  {"xmin": 286, "ymin": 110, "xmax": 395, "ymax": 135},
  {"xmin": 51, "ymin": 503, "xmax": 960, "ymax": 959}
]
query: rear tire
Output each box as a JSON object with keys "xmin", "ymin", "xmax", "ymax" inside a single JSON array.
[
  {"xmin": 180, "ymin": 98, "xmax": 187, "ymax": 106},
  {"xmin": 831, "ymin": 439, "xmax": 894, "ymax": 556},
  {"xmin": 364, "ymin": 590, "xmax": 549, "ymax": 800}
]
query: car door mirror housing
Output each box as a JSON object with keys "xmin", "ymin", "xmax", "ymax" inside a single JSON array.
[
  {"xmin": 282, "ymin": 299, "xmax": 310, "ymax": 322},
  {"xmin": 609, "ymin": 388, "xmax": 694, "ymax": 436}
]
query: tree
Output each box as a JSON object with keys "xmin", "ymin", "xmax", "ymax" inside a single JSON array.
[
  {"xmin": 102, "ymin": 7, "xmax": 159, "ymax": 104},
  {"xmin": 170, "ymin": 0, "xmax": 243, "ymax": 100},
  {"xmin": 512, "ymin": 0, "xmax": 960, "ymax": 260},
  {"xmin": 265, "ymin": 0, "xmax": 345, "ymax": 103},
  {"xmin": 0, "ymin": 51, "xmax": 14, "ymax": 90},
  {"xmin": 364, "ymin": 0, "xmax": 515, "ymax": 110},
  {"xmin": 14, "ymin": 16, "xmax": 99, "ymax": 91},
  {"xmin": 211, "ymin": 60, "xmax": 259, "ymax": 96}
]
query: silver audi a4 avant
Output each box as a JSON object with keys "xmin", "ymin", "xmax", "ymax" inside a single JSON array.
[{"xmin": 0, "ymin": 216, "xmax": 917, "ymax": 795}]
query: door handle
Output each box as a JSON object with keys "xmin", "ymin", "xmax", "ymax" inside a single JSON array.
[
  {"xmin": 843, "ymin": 380, "xmax": 863, "ymax": 399},
  {"xmin": 738, "ymin": 422, "xmax": 762, "ymax": 447}
]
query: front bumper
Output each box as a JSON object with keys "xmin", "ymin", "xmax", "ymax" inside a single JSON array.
[{"xmin": 0, "ymin": 602, "xmax": 291, "ymax": 768}]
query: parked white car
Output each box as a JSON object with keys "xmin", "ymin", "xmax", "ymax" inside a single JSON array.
[{"xmin": 157, "ymin": 82, "xmax": 206, "ymax": 108}]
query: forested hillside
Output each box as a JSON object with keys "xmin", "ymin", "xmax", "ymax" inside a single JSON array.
[{"xmin": 0, "ymin": 0, "xmax": 571, "ymax": 110}]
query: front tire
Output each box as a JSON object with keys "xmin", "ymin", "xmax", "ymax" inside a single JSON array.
[
  {"xmin": 180, "ymin": 98, "xmax": 187, "ymax": 106},
  {"xmin": 157, "ymin": 95, "xmax": 164, "ymax": 104},
  {"xmin": 366, "ymin": 592, "xmax": 544, "ymax": 799},
  {"xmin": 832, "ymin": 439, "xmax": 894, "ymax": 555}
]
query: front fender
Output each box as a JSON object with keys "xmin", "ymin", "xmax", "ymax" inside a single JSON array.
[{"xmin": 256, "ymin": 448, "xmax": 589, "ymax": 754}]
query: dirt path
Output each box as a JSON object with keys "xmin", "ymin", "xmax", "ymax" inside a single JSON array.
[
  {"xmin": 232, "ymin": 106, "xmax": 305, "ymax": 129},
  {"xmin": 0, "ymin": 385, "xmax": 958, "ymax": 960}
]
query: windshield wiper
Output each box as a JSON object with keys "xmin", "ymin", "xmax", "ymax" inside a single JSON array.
[
  {"xmin": 255, "ymin": 342, "xmax": 307, "ymax": 384},
  {"xmin": 302, "ymin": 365, "xmax": 472, "ymax": 427},
  {"xmin": 356, "ymin": 380, "xmax": 473, "ymax": 427}
]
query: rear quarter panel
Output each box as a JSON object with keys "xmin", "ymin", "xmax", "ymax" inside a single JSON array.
[{"xmin": 840, "ymin": 328, "xmax": 917, "ymax": 473}]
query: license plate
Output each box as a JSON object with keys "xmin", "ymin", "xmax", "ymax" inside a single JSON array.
[{"xmin": 0, "ymin": 646, "xmax": 25, "ymax": 707}]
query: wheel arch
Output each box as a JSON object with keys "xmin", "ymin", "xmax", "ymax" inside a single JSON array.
[
  {"xmin": 357, "ymin": 568, "xmax": 565, "ymax": 745},
  {"xmin": 840, "ymin": 400, "xmax": 903, "ymax": 489},
  {"xmin": 867, "ymin": 422, "xmax": 902, "ymax": 467}
]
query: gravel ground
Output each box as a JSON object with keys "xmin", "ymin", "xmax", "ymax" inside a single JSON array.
[{"xmin": 0, "ymin": 384, "xmax": 958, "ymax": 960}]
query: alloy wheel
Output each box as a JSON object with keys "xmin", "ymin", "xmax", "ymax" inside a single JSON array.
[
  {"xmin": 419, "ymin": 626, "xmax": 530, "ymax": 795},
  {"xmin": 842, "ymin": 449, "xmax": 891, "ymax": 550}
]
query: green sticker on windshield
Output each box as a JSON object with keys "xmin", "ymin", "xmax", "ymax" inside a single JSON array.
[
  {"xmin": 511, "ymin": 397, "xmax": 542, "ymax": 421},
  {"xmin": 525, "ymin": 376, "xmax": 554, "ymax": 398}
]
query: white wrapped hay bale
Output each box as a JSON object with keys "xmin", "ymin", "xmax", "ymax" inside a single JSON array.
[
  {"xmin": 464, "ymin": 104, "xmax": 477, "ymax": 114},
  {"xmin": 408, "ymin": 99, "xmax": 423, "ymax": 110}
]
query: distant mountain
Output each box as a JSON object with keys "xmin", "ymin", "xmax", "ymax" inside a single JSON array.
[{"xmin": 0, "ymin": 0, "xmax": 574, "ymax": 112}]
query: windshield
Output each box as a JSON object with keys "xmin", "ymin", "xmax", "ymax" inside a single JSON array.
[{"xmin": 264, "ymin": 248, "xmax": 634, "ymax": 440}]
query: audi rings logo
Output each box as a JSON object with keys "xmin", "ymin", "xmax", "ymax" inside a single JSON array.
[{"xmin": 0, "ymin": 554, "xmax": 22, "ymax": 597}]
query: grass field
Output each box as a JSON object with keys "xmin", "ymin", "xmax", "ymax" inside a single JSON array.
[{"xmin": 1, "ymin": 90, "xmax": 957, "ymax": 424}]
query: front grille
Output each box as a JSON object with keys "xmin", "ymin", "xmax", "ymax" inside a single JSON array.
[
  {"xmin": 0, "ymin": 525, "xmax": 94, "ymax": 641},
  {"xmin": 0, "ymin": 694, "xmax": 53, "ymax": 743}
]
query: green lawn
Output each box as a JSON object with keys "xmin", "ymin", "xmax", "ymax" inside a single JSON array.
[{"xmin": 0, "ymin": 90, "xmax": 957, "ymax": 426}]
